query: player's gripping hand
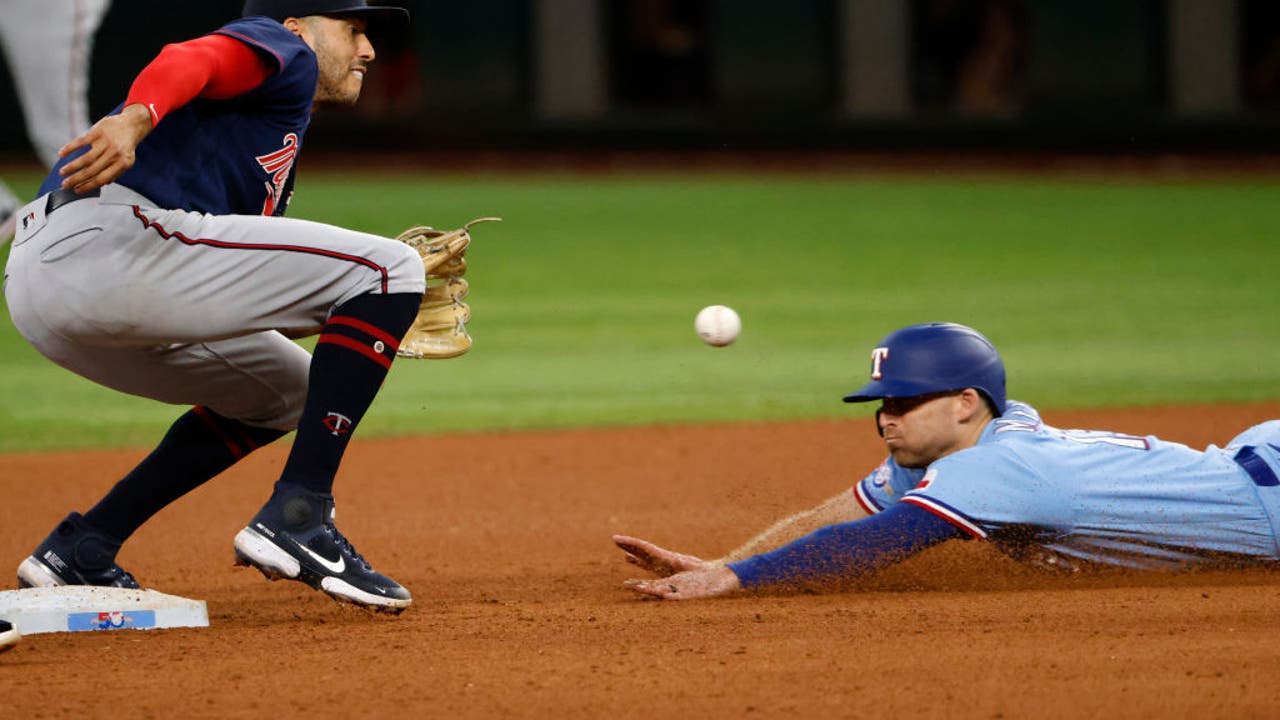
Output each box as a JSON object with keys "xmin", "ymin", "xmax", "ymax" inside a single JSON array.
[
  {"xmin": 623, "ymin": 566, "xmax": 741, "ymax": 601},
  {"xmin": 613, "ymin": 534, "xmax": 712, "ymax": 576},
  {"xmin": 58, "ymin": 103, "xmax": 154, "ymax": 193}
]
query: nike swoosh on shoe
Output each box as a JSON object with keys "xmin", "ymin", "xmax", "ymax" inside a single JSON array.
[{"xmin": 289, "ymin": 538, "xmax": 345, "ymax": 574}]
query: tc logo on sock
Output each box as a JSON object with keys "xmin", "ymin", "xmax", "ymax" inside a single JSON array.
[{"xmin": 323, "ymin": 412, "xmax": 353, "ymax": 436}]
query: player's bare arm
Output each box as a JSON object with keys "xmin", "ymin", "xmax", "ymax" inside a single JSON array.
[
  {"xmin": 623, "ymin": 503, "xmax": 964, "ymax": 601},
  {"xmin": 719, "ymin": 488, "xmax": 869, "ymax": 562},
  {"xmin": 57, "ymin": 103, "xmax": 153, "ymax": 193},
  {"xmin": 613, "ymin": 487, "xmax": 868, "ymax": 577}
]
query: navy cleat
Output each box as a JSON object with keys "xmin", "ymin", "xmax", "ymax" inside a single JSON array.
[
  {"xmin": 0, "ymin": 619, "xmax": 19, "ymax": 653},
  {"xmin": 17, "ymin": 512, "xmax": 140, "ymax": 589},
  {"xmin": 233, "ymin": 487, "xmax": 411, "ymax": 613}
]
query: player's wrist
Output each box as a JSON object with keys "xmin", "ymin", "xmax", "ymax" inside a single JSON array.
[
  {"xmin": 121, "ymin": 103, "xmax": 157, "ymax": 130},
  {"xmin": 712, "ymin": 564, "xmax": 745, "ymax": 595},
  {"xmin": 724, "ymin": 556, "xmax": 765, "ymax": 589}
]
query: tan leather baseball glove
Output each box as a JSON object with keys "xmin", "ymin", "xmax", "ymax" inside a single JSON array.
[{"xmin": 395, "ymin": 217, "xmax": 501, "ymax": 359}]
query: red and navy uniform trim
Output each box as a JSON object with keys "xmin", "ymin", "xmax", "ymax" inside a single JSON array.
[
  {"xmin": 319, "ymin": 315, "xmax": 400, "ymax": 369},
  {"xmin": 131, "ymin": 206, "xmax": 392, "ymax": 293},
  {"xmin": 193, "ymin": 405, "xmax": 266, "ymax": 460},
  {"xmin": 900, "ymin": 494, "xmax": 989, "ymax": 539},
  {"xmin": 854, "ymin": 480, "xmax": 883, "ymax": 515}
]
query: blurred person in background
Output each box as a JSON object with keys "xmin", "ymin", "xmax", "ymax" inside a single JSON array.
[
  {"xmin": 0, "ymin": 0, "xmax": 111, "ymax": 242},
  {"xmin": 914, "ymin": 0, "xmax": 1027, "ymax": 116}
]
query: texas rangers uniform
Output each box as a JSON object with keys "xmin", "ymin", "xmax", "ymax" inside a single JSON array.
[{"xmin": 855, "ymin": 401, "xmax": 1280, "ymax": 570}]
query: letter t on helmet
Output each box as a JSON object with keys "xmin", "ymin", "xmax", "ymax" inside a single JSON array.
[{"xmin": 842, "ymin": 322, "xmax": 1006, "ymax": 416}]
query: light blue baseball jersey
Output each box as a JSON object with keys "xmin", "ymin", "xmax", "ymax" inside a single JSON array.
[{"xmin": 854, "ymin": 401, "xmax": 1280, "ymax": 570}]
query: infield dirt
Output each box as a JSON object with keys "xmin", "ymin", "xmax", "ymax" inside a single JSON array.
[{"xmin": 3, "ymin": 402, "xmax": 1280, "ymax": 718}]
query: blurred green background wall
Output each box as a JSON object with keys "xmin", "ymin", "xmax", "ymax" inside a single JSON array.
[
  {"xmin": 1, "ymin": 2, "xmax": 1278, "ymax": 451},
  {"xmin": 2, "ymin": 0, "xmax": 1280, "ymax": 157}
]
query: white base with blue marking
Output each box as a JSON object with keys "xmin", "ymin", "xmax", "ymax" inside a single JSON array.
[{"xmin": 0, "ymin": 586, "xmax": 208, "ymax": 635}]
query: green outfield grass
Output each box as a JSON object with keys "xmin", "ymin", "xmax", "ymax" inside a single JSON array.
[{"xmin": 1, "ymin": 168, "xmax": 1277, "ymax": 452}]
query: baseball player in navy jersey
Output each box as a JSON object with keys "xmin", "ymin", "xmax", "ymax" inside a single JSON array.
[
  {"xmin": 4, "ymin": 0, "xmax": 430, "ymax": 613},
  {"xmin": 616, "ymin": 322, "xmax": 1280, "ymax": 600}
]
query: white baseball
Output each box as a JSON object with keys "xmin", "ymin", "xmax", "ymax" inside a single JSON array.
[{"xmin": 695, "ymin": 305, "xmax": 741, "ymax": 347}]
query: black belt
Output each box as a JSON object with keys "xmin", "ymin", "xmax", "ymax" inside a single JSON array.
[
  {"xmin": 45, "ymin": 187, "xmax": 101, "ymax": 216},
  {"xmin": 1235, "ymin": 446, "xmax": 1279, "ymax": 487}
]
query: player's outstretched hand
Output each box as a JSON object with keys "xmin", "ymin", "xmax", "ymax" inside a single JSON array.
[
  {"xmin": 613, "ymin": 534, "xmax": 710, "ymax": 576},
  {"xmin": 58, "ymin": 104, "xmax": 154, "ymax": 193},
  {"xmin": 623, "ymin": 566, "xmax": 741, "ymax": 601}
]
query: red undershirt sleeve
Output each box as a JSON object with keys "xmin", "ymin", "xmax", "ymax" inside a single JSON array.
[{"xmin": 124, "ymin": 34, "xmax": 276, "ymax": 127}]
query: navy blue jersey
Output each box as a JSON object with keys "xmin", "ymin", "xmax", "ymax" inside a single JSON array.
[{"xmin": 41, "ymin": 17, "xmax": 316, "ymax": 216}]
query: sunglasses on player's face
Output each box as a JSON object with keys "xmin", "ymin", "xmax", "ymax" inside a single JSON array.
[{"xmin": 877, "ymin": 390, "xmax": 963, "ymax": 417}]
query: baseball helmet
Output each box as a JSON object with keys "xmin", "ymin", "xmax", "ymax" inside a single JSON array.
[
  {"xmin": 842, "ymin": 322, "xmax": 1006, "ymax": 415},
  {"xmin": 242, "ymin": 0, "xmax": 409, "ymax": 27}
]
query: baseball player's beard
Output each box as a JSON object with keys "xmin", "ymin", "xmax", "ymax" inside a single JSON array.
[
  {"xmin": 314, "ymin": 73, "xmax": 363, "ymax": 107},
  {"xmin": 311, "ymin": 40, "xmax": 367, "ymax": 107},
  {"xmin": 887, "ymin": 446, "xmax": 930, "ymax": 469},
  {"xmin": 883, "ymin": 432, "xmax": 942, "ymax": 468}
]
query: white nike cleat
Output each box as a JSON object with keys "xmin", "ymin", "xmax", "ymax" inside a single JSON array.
[{"xmin": 234, "ymin": 488, "xmax": 411, "ymax": 613}]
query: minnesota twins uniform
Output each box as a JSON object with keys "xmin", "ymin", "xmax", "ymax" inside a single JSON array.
[
  {"xmin": 5, "ymin": 16, "xmax": 422, "ymax": 429},
  {"xmin": 8, "ymin": 2, "xmax": 427, "ymax": 611}
]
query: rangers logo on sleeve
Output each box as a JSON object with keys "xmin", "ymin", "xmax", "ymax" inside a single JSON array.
[
  {"xmin": 871, "ymin": 459, "xmax": 892, "ymax": 489},
  {"xmin": 256, "ymin": 133, "xmax": 299, "ymax": 216},
  {"xmin": 855, "ymin": 460, "xmax": 895, "ymax": 514}
]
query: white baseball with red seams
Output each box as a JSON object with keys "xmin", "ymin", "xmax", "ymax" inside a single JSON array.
[{"xmin": 695, "ymin": 305, "xmax": 741, "ymax": 347}]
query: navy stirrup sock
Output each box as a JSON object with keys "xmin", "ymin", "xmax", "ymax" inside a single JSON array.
[
  {"xmin": 277, "ymin": 292, "xmax": 420, "ymax": 495},
  {"xmin": 84, "ymin": 406, "xmax": 286, "ymax": 542}
]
